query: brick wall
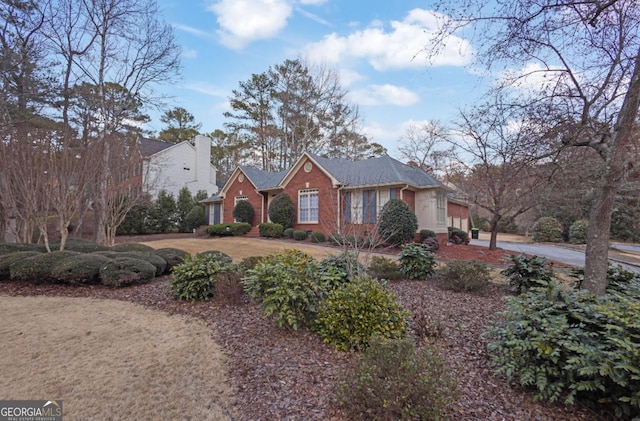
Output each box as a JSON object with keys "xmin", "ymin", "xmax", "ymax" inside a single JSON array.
[{"xmin": 223, "ymin": 172, "xmax": 264, "ymax": 225}]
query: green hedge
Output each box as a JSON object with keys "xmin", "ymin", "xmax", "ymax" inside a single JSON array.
[
  {"xmin": 99, "ymin": 257, "xmax": 157, "ymax": 287},
  {"xmin": 51, "ymin": 254, "xmax": 112, "ymax": 284},
  {"xmin": 0, "ymin": 251, "xmax": 43, "ymax": 279},
  {"xmin": 258, "ymin": 222, "xmax": 284, "ymax": 238},
  {"xmin": 152, "ymin": 248, "xmax": 189, "ymax": 271},
  {"xmin": 10, "ymin": 251, "xmax": 81, "ymax": 283},
  {"xmin": 111, "ymin": 242, "xmax": 155, "ymax": 252},
  {"xmin": 205, "ymin": 223, "xmax": 251, "ymax": 236}
]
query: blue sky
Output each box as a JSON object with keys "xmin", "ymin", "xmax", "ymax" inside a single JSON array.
[{"xmin": 151, "ymin": 0, "xmax": 489, "ymax": 157}]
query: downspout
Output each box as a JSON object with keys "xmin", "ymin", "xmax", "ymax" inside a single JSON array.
[
  {"xmin": 258, "ymin": 190, "xmax": 265, "ymax": 223},
  {"xmin": 400, "ymin": 184, "xmax": 409, "ymax": 200},
  {"xmin": 337, "ymin": 185, "xmax": 344, "ymax": 232}
]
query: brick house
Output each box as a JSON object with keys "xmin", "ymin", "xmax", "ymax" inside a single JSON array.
[{"xmin": 202, "ymin": 152, "xmax": 468, "ymax": 243}]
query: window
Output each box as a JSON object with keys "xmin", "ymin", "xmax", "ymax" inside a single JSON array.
[
  {"xmin": 298, "ymin": 189, "xmax": 318, "ymax": 223},
  {"xmin": 362, "ymin": 189, "xmax": 377, "ymax": 223},
  {"xmin": 436, "ymin": 192, "xmax": 446, "ymax": 224},
  {"xmin": 345, "ymin": 188, "xmax": 398, "ymax": 224},
  {"xmin": 377, "ymin": 189, "xmax": 390, "ymax": 215}
]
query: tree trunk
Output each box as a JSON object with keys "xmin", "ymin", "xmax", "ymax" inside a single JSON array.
[
  {"xmin": 583, "ymin": 48, "xmax": 640, "ymax": 295},
  {"xmin": 489, "ymin": 219, "xmax": 499, "ymax": 250}
]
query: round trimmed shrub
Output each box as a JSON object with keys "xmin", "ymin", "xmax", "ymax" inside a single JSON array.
[
  {"xmin": 310, "ymin": 231, "xmax": 325, "ymax": 243},
  {"xmin": 258, "ymin": 222, "xmax": 284, "ymax": 238},
  {"xmin": 117, "ymin": 252, "xmax": 167, "ymax": 276},
  {"xmin": 233, "ymin": 200, "xmax": 255, "ymax": 225},
  {"xmin": 532, "ymin": 216, "xmax": 562, "ymax": 242},
  {"xmin": 170, "ymin": 253, "xmax": 233, "ymax": 301},
  {"xmin": 111, "ymin": 242, "xmax": 154, "ymax": 252},
  {"xmin": 313, "ymin": 277, "xmax": 409, "ymax": 351},
  {"xmin": 419, "ymin": 229, "xmax": 436, "ymax": 241},
  {"xmin": 152, "ymin": 248, "xmax": 189, "ymax": 271},
  {"xmin": 0, "ymin": 243, "xmax": 46, "ymax": 254},
  {"xmin": 435, "ymin": 260, "xmax": 491, "ymax": 293},
  {"xmin": 283, "ymin": 227, "xmax": 295, "ymax": 239},
  {"xmin": 0, "ymin": 251, "xmax": 43, "ymax": 279},
  {"xmin": 569, "ymin": 219, "xmax": 588, "ymax": 244},
  {"xmin": 268, "ymin": 193, "xmax": 295, "ymax": 229},
  {"xmin": 317, "ymin": 251, "xmax": 364, "ymax": 285},
  {"xmin": 448, "ymin": 227, "xmax": 469, "ymax": 244},
  {"xmin": 293, "ymin": 229, "xmax": 308, "ymax": 241},
  {"xmin": 367, "ymin": 256, "xmax": 402, "ymax": 281},
  {"xmin": 49, "ymin": 238, "xmax": 109, "ymax": 253},
  {"xmin": 51, "ymin": 254, "xmax": 112, "ymax": 284},
  {"xmin": 10, "ymin": 251, "xmax": 81, "ymax": 283},
  {"xmin": 378, "ymin": 199, "xmax": 418, "ymax": 246},
  {"xmin": 99, "ymin": 257, "xmax": 157, "ymax": 287}
]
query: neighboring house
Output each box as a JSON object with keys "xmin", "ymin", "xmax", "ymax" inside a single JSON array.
[
  {"xmin": 203, "ymin": 152, "xmax": 469, "ymax": 243},
  {"xmin": 138, "ymin": 135, "xmax": 218, "ymax": 198}
]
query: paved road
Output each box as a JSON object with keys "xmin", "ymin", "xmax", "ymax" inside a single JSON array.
[{"xmin": 470, "ymin": 239, "xmax": 640, "ymax": 273}]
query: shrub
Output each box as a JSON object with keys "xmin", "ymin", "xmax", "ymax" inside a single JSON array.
[
  {"xmin": 569, "ymin": 218, "xmax": 588, "ymax": 244},
  {"xmin": 10, "ymin": 251, "xmax": 81, "ymax": 283},
  {"xmin": 448, "ymin": 226, "xmax": 469, "ymax": 244},
  {"xmin": 170, "ymin": 253, "xmax": 233, "ymax": 301},
  {"xmin": 237, "ymin": 255, "xmax": 264, "ymax": 274},
  {"xmin": 436, "ymin": 260, "xmax": 490, "ymax": 293},
  {"xmin": 570, "ymin": 263, "xmax": 640, "ymax": 292},
  {"xmin": 176, "ymin": 187, "xmax": 196, "ymax": 232},
  {"xmin": 0, "ymin": 251, "xmax": 43, "ymax": 279},
  {"xmin": 117, "ymin": 196, "xmax": 153, "ymax": 235},
  {"xmin": 335, "ymin": 336, "xmax": 458, "ymax": 421},
  {"xmin": 485, "ymin": 282, "xmax": 640, "ymax": 417},
  {"xmin": 111, "ymin": 242, "xmax": 154, "ymax": 252},
  {"xmin": 185, "ymin": 205, "xmax": 205, "ymax": 231},
  {"xmin": 115, "ymin": 252, "xmax": 167, "ymax": 276},
  {"xmin": 398, "ymin": 243, "xmax": 436, "ymax": 280},
  {"xmin": 50, "ymin": 238, "xmax": 109, "ymax": 253},
  {"xmin": 205, "ymin": 222, "xmax": 251, "ymax": 236},
  {"xmin": 197, "ymin": 250, "xmax": 233, "ymax": 265},
  {"xmin": 317, "ymin": 251, "xmax": 364, "ymax": 286},
  {"xmin": 310, "ymin": 231, "xmax": 325, "ymax": 243},
  {"xmin": 378, "ymin": 198, "xmax": 418, "ymax": 246},
  {"xmin": 293, "ymin": 229, "xmax": 307, "ymax": 241},
  {"xmin": 419, "ymin": 229, "xmax": 436, "ymax": 241},
  {"xmin": 268, "ymin": 193, "xmax": 295, "ymax": 229},
  {"xmin": 233, "ymin": 200, "xmax": 255, "ymax": 225},
  {"xmin": 243, "ymin": 249, "xmax": 321, "ymax": 330},
  {"xmin": 501, "ymin": 254, "xmax": 554, "ymax": 293},
  {"xmin": 532, "ymin": 216, "xmax": 562, "ymax": 242},
  {"xmin": 283, "ymin": 227, "xmax": 294, "ymax": 239},
  {"xmin": 152, "ymin": 248, "xmax": 189, "ymax": 272},
  {"xmin": 258, "ymin": 222, "xmax": 284, "ymax": 238},
  {"xmin": 313, "ymin": 277, "xmax": 409, "ymax": 351},
  {"xmin": 99, "ymin": 257, "xmax": 157, "ymax": 287},
  {"xmin": 421, "ymin": 236, "xmax": 440, "ymax": 252},
  {"xmin": 51, "ymin": 254, "xmax": 112, "ymax": 284},
  {"xmin": 0, "ymin": 243, "xmax": 47, "ymax": 254},
  {"xmin": 367, "ymin": 256, "xmax": 403, "ymax": 281},
  {"xmin": 147, "ymin": 189, "xmax": 177, "ymax": 233}
]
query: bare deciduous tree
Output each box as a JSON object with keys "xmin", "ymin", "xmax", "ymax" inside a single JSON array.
[{"xmin": 427, "ymin": 0, "xmax": 640, "ymax": 294}]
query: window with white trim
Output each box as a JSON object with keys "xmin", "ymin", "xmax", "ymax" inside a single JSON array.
[
  {"xmin": 436, "ymin": 192, "xmax": 446, "ymax": 224},
  {"xmin": 377, "ymin": 189, "xmax": 390, "ymax": 216},
  {"xmin": 298, "ymin": 189, "xmax": 318, "ymax": 223}
]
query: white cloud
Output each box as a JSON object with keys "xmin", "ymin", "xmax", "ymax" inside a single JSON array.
[
  {"xmin": 295, "ymin": 7, "xmax": 331, "ymax": 26},
  {"xmin": 349, "ymin": 84, "xmax": 419, "ymax": 106},
  {"xmin": 209, "ymin": 0, "xmax": 292, "ymax": 49},
  {"xmin": 298, "ymin": 0, "xmax": 328, "ymax": 5},
  {"xmin": 499, "ymin": 63, "xmax": 569, "ymax": 94},
  {"xmin": 337, "ymin": 68, "xmax": 365, "ymax": 86},
  {"xmin": 182, "ymin": 48, "xmax": 198, "ymax": 59},
  {"xmin": 172, "ymin": 23, "xmax": 212, "ymax": 39},
  {"xmin": 184, "ymin": 82, "xmax": 228, "ymax": 97},
  {"xmin": 303, "ymin": 8, "xmax": 473, "ymax": 70}
]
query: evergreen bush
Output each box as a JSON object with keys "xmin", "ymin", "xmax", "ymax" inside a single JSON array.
[
  {"xmin": 0, "ymin": 251, "xmax": 43, "ymax": 279},
  {"xmin": 310, "ymin": 231, "xmax": 325, "ymax": 243},
  {"xmin": 147, "ymin": 190, "xmax": 177, "ymax": 233},
  {"xmin": 317, "ymin": 251, "xmax": 364, "ymax": 285},
  {"xmin": 283, "ymin": 228, "xmax": 295, "ymax": 239},
  {"xmin": 196, "ymin": 250, "xmax": 233, "ymax": 265},
  {"xmin": 377, "ymin": 198, "xmax": 418, "ymax": 246},
  {"xmin": 448, "ymin": 227, "xmax": 469, "ymax": 244},
  {"xmin": 10, "ymin": 251, "xmax": 81, "ymax": 283},
  {"xmin": 170, "ymin": 253, "xmax": 233, "ymax": 301},
  {"xmin": 258, "ymin": 222, "xmax": 284, "ymax": 238},
  {"xmin": 243, "ymin": 249, "xmax": 321, "ymax": 330},
  {"xmin": 176, "ymin": 187, "xmax": 196, "ymax": 232},
  {"xmin": 184, "ymin": 205, "xmax": 205, "ymax": 231},
  {"xmin": 99, "ymin": 257, "xmax": 157, "ymax": 287},
  {"xmin": 569, "ymin": 218, "xmax": 588, "ymax": 244},
  {"xmin": 293, "ymin": 229, "xmax": 308, "ymax": 241},
  {"xmin": 51, "ymin": 254, "xmax": 112, "ymax": 284},
  {"xmin": 50, "ymin": 238, "xmax": 109, "ymax": 253},
  {"xmin": 398, "ymin": 243, "xmax": 436, "ymax": 280},
  {"xmin": 532, "ymin": 216, "xmax": 562, "ymax": 242},
  {"xmin": 313, "ymin": 277, "xmax": 409, "ymax": 351},
  {"xmin": 419, "ymin": 229, "xmax": 436, "ymax": 241},
  {"xmin": 205, "ymin": 222, "xmax": 251, "ymax": 236},
  {"xmin": 501, "ymin": 254, "xmax": 554, "ymax": 293},
  {"xmin": 268, "ymin": 193, "xmax": 295, "ymax": 229},
  {"xmin": 152, "ymin": 248, "xmax": 189, "ymax": 272},
  {"xmin": 436, "ymin": 260, "xmax": 490, "ymax": 293},
  {"xmin": 111, "ymin": 242, "xmax": 154, "ymax": 252},
  {"xmin": 366, "ymin": 256, "xmax": 403, "ymax": 281},
  {"xmin": 233, "ymin": 200, "xmax": 255, "ymax": 225}
]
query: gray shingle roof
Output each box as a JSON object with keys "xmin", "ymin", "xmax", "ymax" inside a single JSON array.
[
  {"xmin": 240, "ymin": 166, "xmax": 288, "ymax": 189},
  {"xmin": 139, "ymin": 137, "xmax": 174, "ymax": 157},
  {"xmin": 308, "ymin": 153, "xmax": 443, "ymax": 188}
]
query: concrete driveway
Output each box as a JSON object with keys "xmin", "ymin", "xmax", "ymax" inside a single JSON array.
[{"xmin": 471, "ymin": 238, "xmax": 640, "ymax": 273}]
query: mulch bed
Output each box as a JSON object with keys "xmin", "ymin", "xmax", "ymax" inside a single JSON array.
[{"xmin": 0, "ymin": 236, "xmax": 603, "ymax": 420}]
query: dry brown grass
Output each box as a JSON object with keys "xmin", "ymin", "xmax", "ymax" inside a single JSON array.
[
  {"xmin": 0, "ymin": 296, "xmax": 236, "ymax": 420},
  {"xmin": 141, "ymin": 236, "xmax": 341, "ymax": 261}
]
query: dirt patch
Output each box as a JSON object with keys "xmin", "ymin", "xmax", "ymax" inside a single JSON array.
[{"xmin": 0, "ymin": 296, "xmax": 236, "ymax": 420}]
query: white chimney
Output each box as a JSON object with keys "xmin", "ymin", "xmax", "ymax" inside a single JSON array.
[{"xmin": 194, "ymin": 135, "xmax": 212, "ymax": 190}]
